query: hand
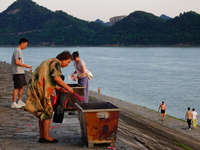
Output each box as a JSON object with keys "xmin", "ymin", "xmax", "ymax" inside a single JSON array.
[
  {"xmin": 68, "ymin": 88, "xmax": 74, "ymax": 93},
  {"xmin": 71, "ymin": 74, "xmax": 75, "ymax": 77},
  {"xmin": 60, "ymin": 88, "xmax": 68, "ymax": 93},
  {"xmin": 26, "ymin": 65, "xmax": 33, "ymax": 68},
  {"xmin": 73, "ymin": 77, "xmax": 78, "ymax": 81}
]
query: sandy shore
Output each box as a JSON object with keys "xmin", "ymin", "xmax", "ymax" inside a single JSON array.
[{"xmin": 1, "ymin": 61, "xmax": 200, "ymax": 150}]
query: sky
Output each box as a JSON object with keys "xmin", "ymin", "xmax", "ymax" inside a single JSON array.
[{"xmin": 0, "ymin": 0, "xmax": 200, "ymax": 22}]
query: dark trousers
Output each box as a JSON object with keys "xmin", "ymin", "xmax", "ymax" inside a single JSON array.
[{"xmin": 187, "ymin": 119, "xmax": 192, "ymax": 128}]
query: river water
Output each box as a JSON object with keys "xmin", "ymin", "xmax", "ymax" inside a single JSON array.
[{"xmin": 1, "ymin": 47, "xmax": 200, "ymax": 120}]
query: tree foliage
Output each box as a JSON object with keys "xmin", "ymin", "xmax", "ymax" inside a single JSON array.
[{"xmin": 0, "ymin": 0, "xmax": 200, "ymax": 46}]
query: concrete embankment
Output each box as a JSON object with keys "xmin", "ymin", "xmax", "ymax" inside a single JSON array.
[{"xmin": 0, "ymin": 61, "xmax": 200, "ymax": 150}]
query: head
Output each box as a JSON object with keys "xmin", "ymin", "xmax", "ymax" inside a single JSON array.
[
  {"xmin": 162, "ymin": 101, "xmax": 164, "ymax": 104},
  {"xmin": 192, "ymin": 108, "xmax": 195, "ymax": 111},
  {"xmin": 56, "ymin": 50, "xmax": 72, "ymax": 68},
  {"xmin": 188, "ymin": 107, "xmax": 190, "ymax": 111},
  {"xmin": 72, "ymin": 51, "xmax": 79, "ymax": 61},
  {"xmin": 18, "ymin": 38, "xmax": 29, "ymax": 50}
]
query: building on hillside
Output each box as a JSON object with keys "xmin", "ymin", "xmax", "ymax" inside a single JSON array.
[{"xmin": 109, "ymin": 15, "xmax": 127, "ymax": 26}]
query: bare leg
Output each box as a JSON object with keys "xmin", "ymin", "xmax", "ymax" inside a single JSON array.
[
  {"xmin": 41, "ymin": 119, "xmax": 54, "ymax": 140},
  {"xmin": 18, "ymin": 86, "xmax": 25, "ymax": 101},
  {"xmin": 13, "ymin": 89, "xmax": 19, "ymax": 103},
  {"xmin": 38, "ymin": 119, "xmax": 43, "ymax": 139},
  {"xmin": 161, "ymin": 113, "xmax": 164, "ymax": 121},
  {"xmin": 162, "ymin": 114, "xmax": 165, "ymax": 120}
]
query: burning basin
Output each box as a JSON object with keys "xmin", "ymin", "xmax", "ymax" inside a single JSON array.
[
  {"xmin": 75, "ymin": 102, "xmax": 121, "ymax": 148},
  {"xmin": 65, "ymin": 84, "xmax": 85, "ymax": 110}
]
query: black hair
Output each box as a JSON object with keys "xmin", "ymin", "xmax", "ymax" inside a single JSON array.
[
  {"xmin": 19, "ymin": 38, "xmax": 29, "ymax": 44},
  {"xmin": 72, "ymin": 51, "xmax": 79, "ymax": 60},
  {"xmin": 188, "ymin": 107, "xmax": 190, "ymax": 110},
  {"xmin": 56, "ymin": 50, "xmax": 72, "ymax": 60},
  {"xmin": 192, "ymin": 108, "xmax": 195, "ymax": 111}
]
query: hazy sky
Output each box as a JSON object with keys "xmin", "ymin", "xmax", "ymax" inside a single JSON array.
[{"xmin": 0, "ymin": 0, "xmax": 200, "ymax": 22}]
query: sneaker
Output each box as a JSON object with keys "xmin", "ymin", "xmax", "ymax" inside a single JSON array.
[
  {"xmin": 11, "ymin": 103, "xmax": 22, "ymax": 109},
  {"xmin": 18, "ymin": 101, "xmax": 26, "ymax": 107}
]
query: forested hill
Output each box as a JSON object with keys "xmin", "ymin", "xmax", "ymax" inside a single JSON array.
[{"xmin": 0, "ymin": 0, "xmax": 200, "ymax": 46}]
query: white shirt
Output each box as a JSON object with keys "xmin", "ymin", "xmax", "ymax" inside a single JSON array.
[{"xmin": 192, "ymin": 111, "xmax": 198, "ymax": 119}]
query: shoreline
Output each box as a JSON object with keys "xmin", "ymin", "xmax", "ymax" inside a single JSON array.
[
  {"xmin": 1, "ymin": 61, "xmax": 200, "ymax": 149},
  {"xmin": 1, "ymin": 45, "xmax": 200, "ymax": 47}
]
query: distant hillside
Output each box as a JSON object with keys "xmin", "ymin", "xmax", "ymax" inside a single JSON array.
[
  {"xmin": 95, "ymin": 19, "xmax": 109, "ymax": 26},
  {"xmin": 0, "ymin": 0, "xmax": 106, "ymax": 46},
  {"xmin": 160, "ymin": 14, "xmax": 171, "ymax": 20},
  {"xmin": 0, "ymin": 0, "xmax": 200, "ymax": 46}
]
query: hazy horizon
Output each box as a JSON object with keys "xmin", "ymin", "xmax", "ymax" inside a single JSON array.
[{"xmin": 0, "ymin": 0, "xmax": 200, "ymax": 22}]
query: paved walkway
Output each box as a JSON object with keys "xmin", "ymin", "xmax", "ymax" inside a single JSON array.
[
  {"xmin": 1, "ymin": 61, "xmax": 200, "ymax": 150},
  {"xmin": 0, "ymin": 62, "xmax": 127, "ymax": 150}
]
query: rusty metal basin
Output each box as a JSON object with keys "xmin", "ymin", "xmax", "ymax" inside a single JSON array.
[
  {"xmin": 65, "ymin": 84, "xmax": 85, "ymax": 110},
  {"xmin": 75, "ymin": 102, "xmax": 121, "ymax": 148}
]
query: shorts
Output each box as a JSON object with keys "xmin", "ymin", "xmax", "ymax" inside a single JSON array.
[
  {"xmin": 161, "ymin": 110, "xmax": 165, "ymax": 114},
  {"xmin": 13, "ymin": 74, "xmax": 27, "ymax": 89}
]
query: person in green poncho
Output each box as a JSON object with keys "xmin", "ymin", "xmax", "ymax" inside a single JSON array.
[{"xmin": 25, "ymin": 50, "xmax": 74, "ymax": 143}]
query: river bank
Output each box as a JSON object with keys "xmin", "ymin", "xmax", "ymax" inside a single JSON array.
[{"xmin": 0, "ymin": 61, "xmax": 200, "ymax": 150}]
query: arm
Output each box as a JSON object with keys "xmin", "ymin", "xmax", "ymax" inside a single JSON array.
[
  {"xmin": 185, "ymin": 113, "xmax": 187, "ymax": 120},
  {"xmin": 72, "ymin": 71, "xmax": 77, "ymax": 75},
  {"xmin": 75, "ymin": 65, "xmax": 87, "ymax": 80},
  {"xmin": 15, "ymin": 59, "xmax": 32, "ymax": 68},
  {"xmin": 158, "ymin": 105, "xmax": 161, "ymax": 112},
  {"xmin": 53, "ymin": 76, "xmax": 74, "ymax": 93}
]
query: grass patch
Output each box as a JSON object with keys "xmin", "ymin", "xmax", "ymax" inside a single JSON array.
[
  {"xmin": 175, "ymin": 143, "xmax": 193, "ymax": 150},
  {"xmin": 167, "ymin": 114, "xmax": 186, "ymax": 122}
]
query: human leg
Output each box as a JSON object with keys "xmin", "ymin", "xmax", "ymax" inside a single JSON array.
[
  {"xmin": 17, "ymin": 86, "xmax": 26, "ymax": 106},
  {"xmin": 192, "ymin": 119, "xmax": 197, "ymax": 129},
  {"xmin": 187, "ymin": 119, "xmax": 191, "ymax": 129},
  {"xmin": 12, "ymin": 74, "xmax": 26, "ymax": 108},
  {"xmin": 162, "ymin": 113, "xmax": 165, "ymax": 121},
  {"xmin": 18, "ymin": 86, "xmax": 25, "ymax": 101},
  {"xmin": 38, "ymin": 119, "xmax": 58, "ymax": 143},
  {"xmin": 38, "ymin": 119, "xmax": 43, "ymax": 139},
  {"xmin": 11, "ymin": 88, "xmax": 22, "ymax": 108},
  {"xmin": 12, "ymin": 88, "xmax": 19, "ymax": 103},
  {"xmin": 42, "ymin": 119, "xmax": 53, "ymax": 140},
  {"xmin": 78, "ymin": 76, "xmax": 89, "ymax": 103}
]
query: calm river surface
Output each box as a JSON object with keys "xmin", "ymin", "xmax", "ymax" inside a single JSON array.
[{"xmin": 1, "ymin": 47, "xmax": 200, "ymax": 120}]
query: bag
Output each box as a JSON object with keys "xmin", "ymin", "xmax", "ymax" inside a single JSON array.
[
  {"xmin": 51, "ymin": 95, "xmax": 58, "ymax": 107},
  {"xmin": 87, "ymin": 70, "xmax": 93, "ymax": 80},
  {"xmin": 53, "ymin": 105, "xmax": 64, "ymax": 123},
  {"xmin": 51, "ymin": 90, "xmax": 60, "ymax": 107},
  {"xmin": 53, "ymin": 92, "xmax": 66, "ymax": 123}
]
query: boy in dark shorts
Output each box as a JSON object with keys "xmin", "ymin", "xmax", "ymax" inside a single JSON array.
[
  {"xmin": 11, "ymin": 38, "xmax": 32, "ymax": 108},
  {"xmin": 158, "ymin": 101, "xmax": 166, "ymax": 121}
]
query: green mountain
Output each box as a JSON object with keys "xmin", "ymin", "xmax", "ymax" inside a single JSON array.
[
  {"xmin": 0, "ymin": 0, "xmax": 106, "ymax": 46},
  {"xmin": 97, "ymin": 11, "xmax": 200, "ymax": 46},
  {"xmin": 0, "ymin": 0, "xmax": 200, "ymax": 46}
]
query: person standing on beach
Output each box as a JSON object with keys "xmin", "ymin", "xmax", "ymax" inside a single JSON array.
[
  {"xmin": 158, "ymin": 101, "xmax": 166, "ymax": 121},
  {"xmin": 71, "ymin": 51, "xmax": 89, "ymax": 103},
  {"xmin": 11, "ymin": 38, "xmax": 32, "ymax": 109},
  {"xmin": 25, "ymin": 51, "xmax": 74, "ymax": 143},
  {"xmin": 192, "ymin": 108, "xmax": 198, "ymax": 129},
  {"xmin": 185, "ymin": 107, "xmax": 193, "ymax": 130}
]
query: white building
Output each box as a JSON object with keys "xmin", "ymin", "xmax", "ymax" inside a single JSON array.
[{"xmin": 109, "ymin": 15, "xmax": 127, "ymax": 26}]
